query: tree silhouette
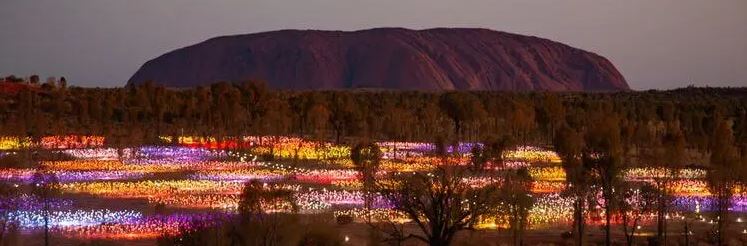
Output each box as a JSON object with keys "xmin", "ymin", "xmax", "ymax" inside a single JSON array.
[
  {"xmin": 378, "ymin": 157, "xmax": 501, "ymax": 246},
  {"xmin": 31, "ymin": 168, "xmax": 60, "ymax": 246},
  {"xmin": 499, "ymin": 168, "xmax": 533, "ymax": 246},
  {"xmin": 351, "ymin": 141, "xmax": 382, "ymax": 222},
  {"xmin": 706, "ymin": 116, "xmax": 741, "ymax": 245},
  {"xmin": 554, "ymin": 125, "xmax": 589, "ymax": 246}
]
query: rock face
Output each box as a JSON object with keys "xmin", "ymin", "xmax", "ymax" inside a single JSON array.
[{"xmin": 128, "ymin": 28, "xmax": 628, "ymax": 91}]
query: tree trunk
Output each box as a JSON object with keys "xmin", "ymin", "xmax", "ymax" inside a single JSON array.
[
  {"xmin": 574, "ymin": 199, "xmax": 585, "ymax": 246},
  {"xmin": 656, "ymin": 180, "xmax": 667, "ymax": 245},
  {"xmin": 44, "ymin": 196, "xmax": 50, "ymax": 246},
  {"xmin": 455, "ymin": 121, "xmax": 461, "ymax": 141},
  {"xmin": 335, "ymin": 126, "xmax": 342, "ymax": 144},
  {"xmin": 716, "ymin": 188, "xmax": 729, "ymax": 246},
  {"xmin": 605, "ymin": 203, "xmax": 612, "ymax": 246}
]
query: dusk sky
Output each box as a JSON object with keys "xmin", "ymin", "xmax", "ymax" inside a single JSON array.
[{"xmin": 1, "ymin": 0, "xmax": 745, "ymax": 89}]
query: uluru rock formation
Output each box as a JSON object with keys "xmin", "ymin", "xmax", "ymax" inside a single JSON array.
[{"xmin": 128, "ymin": 28, "xmax": 628, "ymax": 91}]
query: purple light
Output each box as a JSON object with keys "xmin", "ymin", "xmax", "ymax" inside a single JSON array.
[
  {"xmin": 129, "ymin": 146, "xmax": 226, "ymax": 163},
  {"xmin": 673, "ymin": 196, "xmax": 747, "ymax": 212},
  {"xmin": 1, "ymin": 170, "xmax": 148, "ymax": 183}
]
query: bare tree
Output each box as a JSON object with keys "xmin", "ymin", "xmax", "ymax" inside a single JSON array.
[
  {"xmin": 574, "ymin": 110, "xmax": 626, "ymax": 246},
  {"xmin": 618, "ymin": 184, "xmax": 656, "ymax": 246},
  {"xmin": 378, "ymin": 162, "xmax": 501, "ymax": 246},
  {"xmin": 31, "ymin": 168, "xmax": 60, "ymax": 246},
  {"xmin": 0, "ymin": 183, "xmax": 20, "ymax": 245},
  {"xmin": 648, "ymin": 122, "xmax": 687, "ymax": 245},
  {"xmin": 554, "ymin": 125, "xmax": 590, "ymax": 246},
  {"xmin": 236, "ymin": 180, "xmax": 299, "ymax": 246},
  {"xmin": 351, "ymin": 141, "xmax": 382, "ymax": 222},
  {"xmin": 498, "ymin": 168, "xmax": 533, "ymax": 246},
  {"xmin": 706, "ymin": 117, "xmax": 741, "ymax": 246}
]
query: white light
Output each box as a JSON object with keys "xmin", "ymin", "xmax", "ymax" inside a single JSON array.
[{"xmin": 344, "ymin": 236, "xmax": 350, "ymax": 242}]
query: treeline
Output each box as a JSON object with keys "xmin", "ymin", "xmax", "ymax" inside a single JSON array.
[{"xmin": 1, "ymin": 79, "xmax": 746, "ymax": 158}]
